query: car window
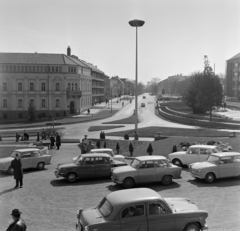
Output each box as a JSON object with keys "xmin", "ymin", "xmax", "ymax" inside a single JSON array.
[
  {"xmin": 187, "ymin": 148, "xmax": 198, "ymax": 154},
  {"xmin": 98, "ymin": 198, "xmax": 113, "ymax": 218},
  {"xmin": 154, "ymin": 160, "xmax": 168, "ymax": 168},
  {"xmin": 10, "ymin": 151, "xmax": 20, "ymax": 157},
  {"xmin": 233, "ymin": 156, "xmax": 240, "ymax": 163},
  {"xmin": 32, "ymin": 151, "xmax": 39, "ymax": 157},
  {"xmin": 95, "ymin": 157, "xmax": 106, "ymax": 164},
  {"xmin": 121, "ymin": 205, "xmax": 145, "ymax": 218},
  {"xmin": 148, "ymin": 202, "xmax": 169, "ymax": 215},
  {"xmin": 200, "ymin": 149, "xmax": 210, "ymax": 155},
  {"xmin": 21, "ymin": 152, "xmax": 32, "ymax": 158},
  {"xmin": 219, "ymin": 157, "xmax": 233, "ymax": 164},
  {"xmin": 212, "ymin": 148, "xmax": 218, "ymax": 153},
  {"xmin": 139, "ymin": 161, "xmax": 154, "ymax": 169},
  {"xmin": 130, "ymin": 159, "xmax": 141, "ymax": 169},
  {"xmin": 82, "ymin": 157, "xmax": 95, "ymax": 165},
  {"xmin": 207, "ymin": 155, "xmax": 219, "ymax": 164}
]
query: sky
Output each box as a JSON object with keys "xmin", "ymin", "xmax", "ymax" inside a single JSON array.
[{"xmin": 0, "ymin": 0, "xmax": 239, "ymax": 83}]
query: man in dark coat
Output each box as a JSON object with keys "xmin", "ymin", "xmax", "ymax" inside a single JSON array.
[
  {"xmin": 10, "ymin": 154, "xmax": 23, "ymax": 188},
  {"xmin": 6, "ymin": 209, "xmax": 27, "ymax": 231},
  {"xmin": 55, "ymin": 132, "xmax": 61, "ymax": 150},
  {"xmin": 50, "ymin": 135, "xmax": 55, "ymax": 150}
]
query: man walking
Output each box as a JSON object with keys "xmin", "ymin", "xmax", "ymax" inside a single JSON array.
[
  {"xmin": 6, "ymin": 209, "xmax": 27, "ymax": 231},
  {"xmin": 10, "ymin": 154, "xmax": 23, "ymax": 188},
  {"xmin": 55, "ymin": 132, "xmax": 61, "ymax": 150}
]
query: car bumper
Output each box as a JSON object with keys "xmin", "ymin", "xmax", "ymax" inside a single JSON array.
[
  {"xmin": 111, "ymin": 176, "xmax": 123, "ymax": 184},
  {"xmin": 202, "ymin": 224, "xmax": 208, "ymax": 230},
  {"xmin": 190, "ymin": 172, "xmax": 205, "ymax": 179}
]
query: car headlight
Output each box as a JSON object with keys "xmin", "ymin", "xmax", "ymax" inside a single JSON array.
[
  {"xmin": 197, "ymin": 169, "xmax": 202, "ymax": 173},
  {"xmin": 84, "ymin": 226, "xmax": 89, "ymax": 231}
]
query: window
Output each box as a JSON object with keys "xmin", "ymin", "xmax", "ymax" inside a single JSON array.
[
  {"xmin": 95, "ymin": 157, "xmax": 108, "ymax": 164},
  {"xmin": 55, "ymin": 113, "xmax": 60, "ymax": 118},
  {"xmin": 59, "ymin": 66, "xmax": 62, "ymax": 72},
  {"xmin": 55, "ymin": 99, "xmax": 60, "ymax": 108},
  {"xmin": 200, "ymin": 149, "xmax": 210, "ymax": 155},
  {"xmin": 71, "ymin": 67, "xmax": 74, "ymax": 72},
  {"xmin": 18, "ymin": 113, "xmax": 23, "ymax": 119},
  {"xmin": 139, "ymin": 161, "xmax": 154, "ymax": 169},
  {"xmin": 18, "ymin": 83, "xmax": 23, "ymax": 91},
  {"xmin": 56, "ymin": 66, "xmax": 58, "ymax": 72},
  {"xmin": 55, "ymin": 83, "xmax": 60, "ymax": 91},
  {"xmin": 98, "ymin": 198, "xmax": 113, "ymax": 218},
  {"xmin": 68, "ymin": 83, "xmax": 70, "ymax": 91},
  {"xmin": 36, "ymin": 66, "xmax": 39, "ymax": 72},
  {"xmin": 13, "ymin": 66, "xmax": 16, "ymax": 72},
  {"xmin": 9, "ymin": 66, "xmax": 12, "ymax": 72},
  {"xmin": 148, "ymin": 202, "xmax": 168, "ymax": 215},
  {"xmin": 30, "ymin": 83, "xmax": 34, "ymax": 91},
  {"xmin": 121, "ymin": 205, "xmax": 144, "ymax": 218},
  {"xmin": 29, "ymin": 66, "xmax": 32, "ymax": 72},
  {"xmin": 42, "ymin": 113, "xmax": 46, "ymax": 118},
  {"xmin": 3, "ymin": 82, "xmax": 7, "ymax": 91},
  {"xmin": 233, "ymin": 156, "xmax": 240, "ymax": 163},
  {"xmin": 41, "ymin": 83, "xmax": 46, "ymax": 91},
  {"xmin": 3, "ymin": 113, "xmax": 7, "ymax": 119},
  {"xmin": 21, "ymin": 66, "xmax": 24, "ymax": 72},
  {"xmin": 17, "ymin": 66, "xmax": 20, "ymax": 72},
  {"xmin": 155, "ymin": 160, "xmax": 169, "ymax": 168},
  {"xmin": 72, "ymin": 83, "xmax": 74, "ymax": 91},
  {"xmin": 82, "ymin": 157, "xmax": 95, "ymax": 165},
  {"xmin": 40, "ymin": 66, "xmax": 43, "ymax": 72},
  {"xmin": 187, "ymin": 148, "xmax": 198, "ymax": 154},
  {"xmin": 41, "ymin": 99, "xmax": 46, "ymax": 108},
  {"xmin": 74, "ymin": 67, "xmax": 76, "ymax": 73},
  {"xmin": 219, "ymin": 157, "xmax": 233, "ymax": 164},
  {"xmin": 3, "ymin": 99, "xmax": 7, "ymax": 108},
  {"xmin": 68, "ymin": 67, "xmax": 71, "ymax": 73},
  {"xmin": 75, "ymin": 83, "xmax": 77, "ymax": 91},
  {"xmin": 52, "ymin": 66, "xmax": 54, "ymax": 72},
  {"xmin": 18, "ymin": 99, "xmax": 23, "ymax": 108},
  {"xmin": 33, "ymin": 66, "xmax": 35, "ymax": 72}
]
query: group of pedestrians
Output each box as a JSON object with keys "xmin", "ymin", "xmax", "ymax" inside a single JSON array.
[
  {"xmin": 15, "ymin": 130, "xmax": 29, "ymax": 142},
  {"xmin": 79, "ymin": 135, "xmax": 95, "ymax": 154},
  {"xmin": 49, "ymin": 132, "xmax": 61, "ymax": 150}
]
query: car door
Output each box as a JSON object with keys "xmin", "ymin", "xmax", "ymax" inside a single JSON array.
[
  {"xmin": 147, "ymin": 201, "xmax": 175, "ymax": 231},
  {"xmin": 138, "ymin": 161, "xmax": 156, "ymax": 183},
  {"xmin": 218, "ymin": 157, "xmax": 235, "ymax": 178},
  {"xmin": 120, "ymin": 204, "xmax": 147, "ymax": 231},
  {"xmin": 77, "ymin": 157, "xmax": 95, "ymax": 179},
  {"xmin": 154, "ymin": 160, "xmax": 168, "ymax": 181},
  {"xmin": 233, "ymin": 156, "xmax": 240, "ymax": 176},
  {"xmin": 95, "ymin": 157, "xmax": 111, "ymax": 177},
  {"xmin": 199, "ymin": 148, "xmax": 211, "ymax": 162},
  {"xmin": 185, "ymin": 148, "xmax": 199, "ymax": 165},
  {"xmin": 20, "ymin": 152, "xmax": 33, "ymax": 169}
]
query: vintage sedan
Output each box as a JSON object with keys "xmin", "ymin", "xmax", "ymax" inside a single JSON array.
[
  {"xmin": 168, "ymin": 145, "xmax": 219, "ymax": 167},
  {"xmin": 55, "ymin": 153, "xmax": 127, "ymax": 183},
  {"xmin": 111, "ymin": 156, "xmax": 182, "ymax": 188},
  {"xmin": 0, "ymin": 148, "xmax": 51, "ymax": 174},
  {"xmin": 76, "ymin": 188, "xmax": 208, "ymax": 231},
  {"xmin": 189, "ymin": 152, "xmax": 240, "ymax": 183}
]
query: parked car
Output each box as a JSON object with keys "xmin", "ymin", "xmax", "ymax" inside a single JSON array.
[
  {"xmin": 0, "ymin": 148, "xmax": 51, "ymax": 174},
  {"xmin": 168, "ymin": 145, "xmax": 219, "ymax": 167},
  {"xmin": 73, "ymin": 148, "xmax": 125, "ymax": 162},
  {"xmin": 111, "ymin": 156, "xmax": 182, "ymax": 188},
  {"xmin": 189, "ymin": 152, "xmax": 240, "ymax": 183},
  {"xmin": 141, "ymin": 103, "xmax": 145, "ymax": 107},
  {"xmin": 76, "ymin": 188, "xmax": 208, "ymax": 231},
  {"xmin": 143, "ymin": 96, "xmax": 146, "ymax": 99},
  {"xmin": 55, "ymin": 153, "xmax": 127, "ymax": 183}
]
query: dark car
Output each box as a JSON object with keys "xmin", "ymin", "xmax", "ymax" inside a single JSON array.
[{"xmin": 55, "ymin": 153, "xmax": 127, "ymax": 183}]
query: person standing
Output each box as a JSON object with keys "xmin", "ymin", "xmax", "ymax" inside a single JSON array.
[
  {"xmin": 6, "ymin": 209, "xmax": 27, "ymax": 231},
  {"xmin": 15, "ymin": 133, "xmax": 20, "ymax": 142},
  {"xmin": 10, "ymin": 154, "xmax": 23, "ymax": 188},
  {"xmin": 55, "ymin": 132, "xmax": 61, "ymax": 150},
  {"xmin": 50, "ymin": 135, "xmax": 55, "ymax": 150},
  {"xmin": 86, "ymin": 140, "xmax": 95, "ymax": 153}
]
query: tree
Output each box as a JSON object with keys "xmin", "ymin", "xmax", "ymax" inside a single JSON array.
[
  {"xmin": 149, "ymin": 78, "xmax": 160, "ymax": 95},
  {"xmin": 129, "ymin": 143, "xmax": 134, "ymax": 156},
  {"xmin": 162, "ymin": 88, "xmax": 165, "ymax": 95},
  {"xmin": 147, "ymin": 143, "xmax": 153, "ymax": 155},
  {"xmin": 116, "ymin": 142, "xmax": 120, "ymax": 154},
  {"xmin": 28, "ymin": 102, "xmax": 36, "ymax": 121}
]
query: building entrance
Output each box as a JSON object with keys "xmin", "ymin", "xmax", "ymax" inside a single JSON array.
[{"xmin": 70, "ymin": 101, "xmax": 75, "ymax": 114}]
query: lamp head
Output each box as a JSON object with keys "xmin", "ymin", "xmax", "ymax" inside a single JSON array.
[{"xmin": 129, "ymin": 19, "xmax": 145, "ymax": 27}]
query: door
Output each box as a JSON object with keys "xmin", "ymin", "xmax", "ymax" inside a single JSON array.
[
  {"xmin": 185, "ymin": 148, "xmax": 199, "ymax": 165},
  {"xmin": 199, "ymin": 148, "xmax": 211, "ymax": 162},
  {"xmin": 147, "ymin": 202, "xmax": 175, "ymax": 231},
  {"xmin": 233, "ymin": 156, "xmax": 240, "ymax": 176},
  {"xmin": 154, "ymin": 160, "xmax": 168, "ymax": 181},
  {"xmin": 77, "ymin": 157, "xmax": 95, "ymax": 178},
  {"xmin": 138, "ymin": 161, "xmax": 156, "ymax": 183},
  {"xmin": 70, "ymin": 101, "xmax": 75, "ymax": 114},
  {"xmin": 95, "ymin": 157, "xmax": 111, "ymax": 177},
  {"xmin": 21, "ymin": 152, "xmax": 33, "ymax": 169},
  {"xmin": 219, "ymin": 157, "xmax": 235, "ymax": 178},
  {"xmin": 120, "ymin": 204, "xmax": 147, "ymax": 231}
]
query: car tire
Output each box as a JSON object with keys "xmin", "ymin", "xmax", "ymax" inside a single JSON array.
[
  {"xmin": 184, "ymin": 222, "xmax": 200, "ymax": 231},
  {"xmin": 7, "ymin": 166, "xmax": 14, "ymax": 175},
  {"xmin": 205, "ymin": 173, "xmax": 215, "ymax": 183},
  {"xmin": 37, "ymin": 162, "xmax": 45, "ymax": 170},
  {"xmin": 123, "ymin": 177, "xmax": 135, "ymax": 189},
  {"xmin": 162, "ymin": 175, "xmax": 173, "ymax": 185},
  {"xmin": 172, "ymin": 159, "xmax": 183, "ymax": 167},
  {"xmin": 66, "ymin": 173, "xmax": 77, "ymax": 183}
]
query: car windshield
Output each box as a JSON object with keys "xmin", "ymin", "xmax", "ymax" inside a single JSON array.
[
  {"xmin": 97, "ymin": 197, "xmax": 113, "ymax": 217},
  {"xmin": 10, "ymin": 151, "xmax": 20, "ymax": 157},
  {"xmin": 75, "ymin": 156, "xmax": 83, "ymax": 164},
  {"xmin": 130, "ymin": 159, "xmax": 141, "ymax": 169},
  {"xmin": 207, "ymin": 155, "xmax": 219, "ymax": 164}
]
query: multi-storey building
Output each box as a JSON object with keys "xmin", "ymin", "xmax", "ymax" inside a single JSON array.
[
  {"xmin": 0, "ymin": 48, "xmax": 92, "ymax": 121},
  {"xmin": 226, "ymin": 52, "xmax": 240, "ymax": 99},
  {"xmin": 110, "ymin": 76, "xmax": 125, "ymax": 97},
  {"xmin": 103, "ymin": 74, "xmax": 110, "ymax": 102}
]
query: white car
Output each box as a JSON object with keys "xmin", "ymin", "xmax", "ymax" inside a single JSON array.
[
  {"xmin": 73, "ymin": 148, "xmax": 125, "ymax": 163},
  {"xmin": 168, "ymin": 145, "xmax": 219, "ymax": 167}
]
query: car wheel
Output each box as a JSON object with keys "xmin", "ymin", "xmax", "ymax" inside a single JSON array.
[
  {"xmin": 7, "ymin": 166, "xmax": 14, "ymax": 175},
  {"xmin": 66, "ymin": 173, "xmax": 77, "ymax": 183},
  {"xmin": 172, "ymin": 159, "xmax": 182, "ymax": 167},
  {"xmin": 37, "ymin": 162, "xmax": 45, "ymax": 170},
  {"xmin": 205, "ymin": 173, "xmax": 215, "ymax": 183},
  {"xmin": 123, "ymin": 177, "xmax": 135, "ymax": 189},
  {"xmin": 184, "ymin": 222, "xmax": 200, "ymax": 231},
  {"xmin": 162, "ymin": 175, "xmax": 173, "ymax": 185}
]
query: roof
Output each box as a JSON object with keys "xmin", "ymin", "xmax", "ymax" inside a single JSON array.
[
  {"xmin": 81, "ymin": 153, "xmax": 111, "ymax": 158},
  {"xmin": 79, "ymin": 60, "xmax": 104, "ymax": 74},
  {"xmin": 227, "ymin": 52, "xmax": 240, "ymax": 61},
  {"xmin": 211, "ymin": 152, "xmax": 240, "ymax": 157},
  {"xmin": 15, "ymin": 148, "xmax": 39, "ymax": 152},
  {"xmin": 106, "ymin": 188, "xmax": 162, "ymax": 206},
  {"xmin": 190, "ymin": 145, "xmax": 217, "ymax": 149},
  {"xmin": 0, "ymin": 53, "xmax": 78, "ymax": 65},
  {"xmin": 136, "ymin": 155, "xmax": 167, "ymax": 161},
  {"xmin": 67, "ymin": 56, "xmax": 90, "ymax": 68}
]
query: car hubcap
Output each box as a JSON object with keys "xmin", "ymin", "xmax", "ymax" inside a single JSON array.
[
  {"xmin": 174, "ymin": 160, "xmax": 181, "ymax": 166},
  {"xmin": 39, "ymin": 164, "xmax": 43, "ymax": 169},
  {"xmin": 208, "ymin": 175, "xmax": 213, "ymax": 181},
  {"xmin": 69, "ymin": 175, "xmax": 76, "ymax": 181},
  {"xmin": 188, "ymin": 226, "xmax": 197, "ymax": 231}
]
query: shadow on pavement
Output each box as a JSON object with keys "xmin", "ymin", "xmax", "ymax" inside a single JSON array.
[
  {"xmin": 0, "ymin": 187, "xmax": 18, "ymax": 196},
  {"xmin": 188, "ymin": 177, "xmax": 240, "ymax": 187}
]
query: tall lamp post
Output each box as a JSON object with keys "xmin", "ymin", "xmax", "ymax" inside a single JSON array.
[{"xmin": 129, "ymin": 19, "xmax": 145, "ymax": 132}]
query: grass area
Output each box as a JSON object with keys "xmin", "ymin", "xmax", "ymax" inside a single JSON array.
[
  {"xmin": 106, "ymin": 126, "xmax": 236, "ymax": 138},
  {"xmin": 88, "ymin": 125, "xmax": 125, "ymax": 132},
  {"xmin": 161, "ymin": 101, "xmax": 193, "ymax": 113},
  {"xmin": 102, "ymin": 114, "xmax": 138, "ymax": 124}
]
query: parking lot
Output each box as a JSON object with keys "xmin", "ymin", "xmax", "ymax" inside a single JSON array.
[{"xmin": 0, "ymin": 144, "xmax": 240, "ymax": 231}]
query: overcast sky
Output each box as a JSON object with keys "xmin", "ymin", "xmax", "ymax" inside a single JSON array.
[{"xmin": 0, "ymin": 0, "xmax": 239, "ymax": 83}]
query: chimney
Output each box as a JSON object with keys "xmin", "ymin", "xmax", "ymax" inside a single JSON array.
[{"xmin": 67, "ymin": 46, "xmax": 71, "ymax": 56}]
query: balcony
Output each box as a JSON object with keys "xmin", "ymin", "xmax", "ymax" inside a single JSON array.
[{"xmin": 66, "ymin": 88, "xmax": 82, "ymax": 99}]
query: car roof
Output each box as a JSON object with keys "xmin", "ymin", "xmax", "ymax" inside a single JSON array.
[
  {"xmin": 81, "ymin": 153, "xmax": 111, "ymax": 158},
  {"xmin": 211, "ymin": 152, "xmax": 240, "ymax": 157},
  {"xmin": 106, "ymin": 188, "xmax": 162, "ymax": 206},
  {"xmin": 90, "ymin": 148, "xmax": 113, "ymax": 152},
  {"xmin": 136, "ymin": 155, "xmax": 167, "ymax": 161},
  {"xmin": 14, "ymin": 148, "xmax": 39, "ymax": 152},
  {"xmin": 190, "ymin": 145, "xmax": 217, "ymax": 149}
]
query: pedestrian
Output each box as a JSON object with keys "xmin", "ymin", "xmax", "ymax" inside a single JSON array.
[
  {"xmin": 50, "ymin": 134, "xmax": 55, "ymax": 150},
  {"xmin": 15, "ymin": 133, "xmax": 20, "ymax": 142},
  {"xmin": 88, "ymin": 108, "xmax": 90, "ymax": 115},
  {"xmin": 96, "ymin": 140, "xmax": 101, "ymax": 149},
  {"xmin": 134, "ymin": 131, "xmax": 139, "ymax": 141},
  {"xmin": 10, "ymin": 154, "xmax": 23, "ymax": 188},
  {"xmin": 6, "ymin": 209, "xmax": 27, "ymax": 231},
  {"xmin": 79, "ymin": 140, "xmax": 86, "ymax": 154},
  {"xmin": 55, "ymin": 132, "xmax": 61, "ymax": 150},
  {"xmin": 86, "ymin": 140, "xmax": 95, "ymax": 153},
  {"xmin": 129, "ymin": 143, "xmax": 134, "ymax": 156},
  {"xmin": 103, "ymin": 141, "xmax": 107, "ymax": 148},
  {"xmin": 41, "ymin": 129, "xmax": 46, "ymax": 140},
  {"xmin": 124, "ymin": 133, "xmax": 129, "ymax": 140},
  {"xmin": 116, "ymin": 142, "xmax": 120, "ymax": 154},
  {"xmin": 23, "ymin": 130, "xmax": 29, "ymax": 141},
  {"xmin": 122, "ymin": 102, "xmax": 124, "ymax": 107},
  {"xmin": 147, "ymin": 143, "xmax": 153, "ymax": 155},
  {"xmin": 172, "ymin": 145, "xmax": 177, "ymax": 153},
  {"xmin": 83, "ymin": 135, "xmax": 88, "ymax": 145}
]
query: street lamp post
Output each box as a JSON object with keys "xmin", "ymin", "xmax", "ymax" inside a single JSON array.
[{"xmin": 129, "ymin": 19, "xmax": 145, "ymax": 132}]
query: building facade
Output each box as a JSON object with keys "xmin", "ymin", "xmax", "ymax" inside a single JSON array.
[
  {"xmin": 226, "ymin": 53, "xmax": 240, "ymax": 99},
  {"xmin": 0, "ymin": 51, "xmax": 92, "ymax": 121}
]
